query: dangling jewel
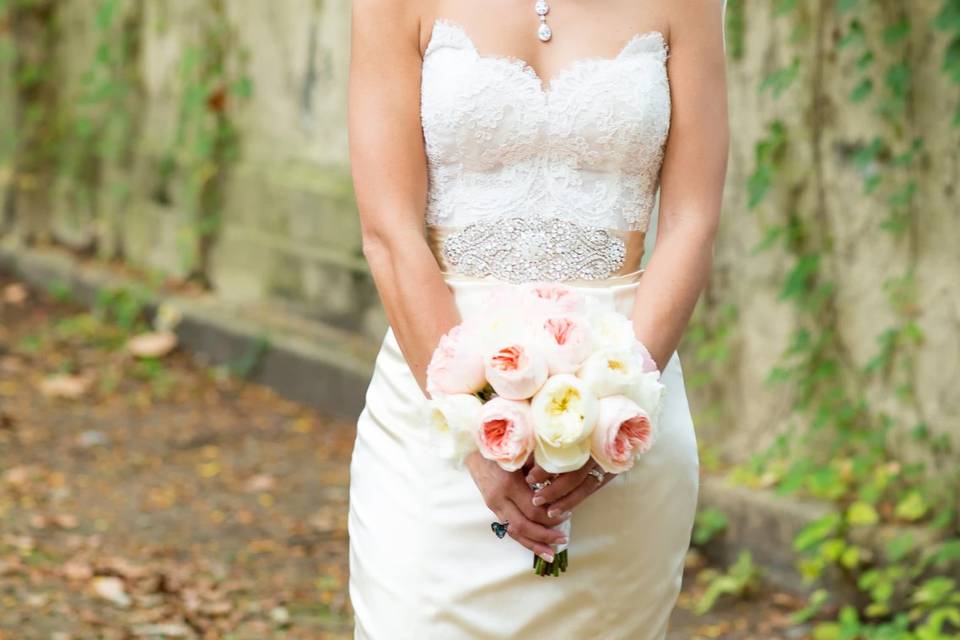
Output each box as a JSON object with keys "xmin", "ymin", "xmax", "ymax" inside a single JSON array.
[{"xmin": 535, "ymin": 0, "xmax": 552, "ymax": 42}]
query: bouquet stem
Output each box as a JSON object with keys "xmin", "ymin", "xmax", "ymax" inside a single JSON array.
[
  {"xmin": 533, "ymin": 549, "xmax": 568, "ymax": 576},
  {"xmin": 531, "ymin": 517, "xmax": 571, "ymax": 576}
]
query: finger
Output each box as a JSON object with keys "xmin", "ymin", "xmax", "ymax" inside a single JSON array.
[
  {"xmin": 532, "ymin": 465, "xmax": 592, "ymax": 506},
  {"xmin": 508, "ymin": 473, "xmax": 570, "ymax": 528},
  {"xmin": 516, "ymin": 534, "xmax": 559, "ymax": 563},
  {"xmin": 545, "ymin": 472, "xmax": 612, "ymax": 517},
  {"xmin": 501, "ymin": 499, "xmax": 568, "ymax": 547},
  {"xmin": 524, "ymin": 463, "xmax": 554, "ymax": 485}
]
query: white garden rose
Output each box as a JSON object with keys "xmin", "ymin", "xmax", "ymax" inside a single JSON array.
[
  {"xmin": 426, "ymin": 394, "xmax": 483, "ymax": 468},
  {"xmin": 587, "ymin": 309, "xmax": 637, "ymax": 350},
  {"xmin": 576, "ymin": 347, "xmax": 647, "ymax": 398},
  {"xmin": 530, "ymin": 374, "xmax": 598, "ymax": 473},
  {"xmin": 624, "ymin": 370, "xmax": 666, "ymax": 433}
]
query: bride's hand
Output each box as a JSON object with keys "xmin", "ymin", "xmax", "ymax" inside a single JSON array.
[
  {"xmin": 465, "ymin": 451, "xmax": 570, "ymax": 561},
  {"xmin": 524, "ymin": 460, "xmax": 615, "ymax": 518}
]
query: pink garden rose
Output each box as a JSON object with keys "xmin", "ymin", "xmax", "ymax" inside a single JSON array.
[
  {"xmin": 539, "ymin": 316, "xmax": 593, "ymax": 374},
  {"xmin": 426, "ymin": 323, "xmax": 486, "ymax": 396},
  {"xmin": 476, "ymin": 397, "xmax": 536, "ymax": 472},
  {"xmin": 484, "ymin": 343, "xmax": 548, "ymax": 400},
  {"xmin": 526, "ymin": 283, "xmax": 587, "ymax": 316},
  {"xmin": 591, "ymin": 395, "xmax": 655, "ymax": 474}
]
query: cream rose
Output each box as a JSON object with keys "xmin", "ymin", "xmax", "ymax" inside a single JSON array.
[
  {"xmin": 591, "ymin": 395, "xmax": 655, "ymax": 474},
  {"xmin": 530, "ymin": 374, "xmax": 598, "ymax": 473},
  {"xmin": 427, "ymin": 394, "xmax": 483, "ymax": 468},
  {"xmin": 476, "ymin": 397, "xmax": 536, "ymax": 472},
  {"xmin": 538, "ymin": 316, "xmax": 593, "ymax": 375},
  {"xmin": 426, "ymin": 324, "xmax": 487, "ymax": 396},
  {"xmin": 484, "ymin": 342, "xmax": 548, "ymax": 400},
  {"xmin": 588, "ymin": 309, "xmax": 637, "ymax": 350},
  {"xmin": 625, "ymin": 369, "xmax": 666, "ymax": 431},
  {"xmin": 576, "ymin": 347, "xmax": 646, "ymax": 398}
]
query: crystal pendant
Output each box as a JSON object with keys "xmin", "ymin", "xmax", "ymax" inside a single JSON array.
[
  {"xmin": 538, "ymin": 22, "xmax": 552, "ymax": 42},
  {"xmin": 535, "ymin": 0, "xmax": 552, "ymax": 42}
]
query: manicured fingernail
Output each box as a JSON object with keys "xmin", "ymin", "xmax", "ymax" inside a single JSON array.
[
  {"xmin": 561, "ymin": 511, "xmax": 572, "ymax": 520},
  {"xmin": 539, "ymin": 551, "xmax": 554, "ymax": 563},
  {"xmin": 547, "ymin": 508, "xmax": 559, "ymax": 518},
  {"xmin": 532, "ymin": 495, "xmax": 546, "ymax": 506},
  {"xmin": 525, "ymin": 474, "xmax": 535, "ymax": 483}
]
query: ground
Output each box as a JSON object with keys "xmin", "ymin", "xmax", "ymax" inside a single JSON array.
[{"xmin": 0, "ymin": 269, "xmax": 812, "ymax": 639}]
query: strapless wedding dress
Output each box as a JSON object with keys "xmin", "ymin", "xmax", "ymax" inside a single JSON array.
[{"xmin": 348, "ymin": 18, "xmax": 700, "ymax": 638}]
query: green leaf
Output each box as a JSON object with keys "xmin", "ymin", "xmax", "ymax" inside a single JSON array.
[
  {"xmin": 839, "ymin": 20, "xmax": 865, "ymax": 48},
  {"xmin": 846, "ymin": 501, "xmax": 879, "ymax": 527},
  {"xmin": 885, "ymin": 532, "xmax": 917, "ymax": 562},
  {"xmin": 794, "ymin": 513, "xmax": 843, "ymax": 552},
  {"xmin": 894, "ymin": 491, "xmax": 929, "ymax": 522},
  {"xmin": 759, "ymin": 58, "xmax": 800, "ymax": 99},
  {"xmin": 850, "ymin": 78, "xmax": 873, "ymax": 103},
  {"xmin": 882, "ymin": 18, "xmax": 911, "ymax": 46}
]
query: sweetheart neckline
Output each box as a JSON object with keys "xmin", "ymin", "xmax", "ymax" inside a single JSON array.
[{"xmin": 425, "ymin": 17, "xmax": 668, "ymax": 96}]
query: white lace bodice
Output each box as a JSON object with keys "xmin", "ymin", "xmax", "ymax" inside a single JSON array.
[{"xmin": 420, "ymin": 18, "xmax": 672, "ymax": 232}]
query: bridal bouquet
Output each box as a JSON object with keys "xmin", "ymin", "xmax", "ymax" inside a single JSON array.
[{"xmin": 424, "ymin": 282, "xmax": 666, "ymax": 576}]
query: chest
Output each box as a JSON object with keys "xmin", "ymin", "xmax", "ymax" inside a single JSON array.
[{"xmin": 420, "ymin": 19, "xmax": 672, "ymax": 170}]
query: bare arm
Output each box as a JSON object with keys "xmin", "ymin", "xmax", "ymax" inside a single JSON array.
[
  {"xmin": 348, "ymin": 0, "xmax": 460, "ymax": 395},
  {"xmin": 351, "ymin": 0, "xmax": 564, "ymax": 559},
  {"xmin": 525, "ymin": 0, "xmax": 729, "ymax": 516},
  {"xmin": 630, "ymin": 0, "xmax": 729, "ymax": 370}
]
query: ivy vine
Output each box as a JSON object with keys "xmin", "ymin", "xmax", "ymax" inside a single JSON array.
[{"xmin": 697, "ymin": 1, "xmax": 960, "ymax": 638}]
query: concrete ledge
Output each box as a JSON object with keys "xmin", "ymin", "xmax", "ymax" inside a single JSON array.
[
  {"xmin": 697, "ymin": 476, "xmax": 842, "ymax": 597},
  {"xmin": 0, "ymin": 241, "xmax": 378, "ymax": 419}
]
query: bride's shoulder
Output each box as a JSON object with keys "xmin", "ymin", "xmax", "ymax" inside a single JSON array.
[
  {"xmin": 660, "ymin": 0, "xmax": 726, "ymax": 45},
  {"xmin": 351, "ymin": 0, "xmax": 431, "ymax": 25},
  {"xmin": 351, "ymin": 0, "xmax": 436, "ymax": 56}
]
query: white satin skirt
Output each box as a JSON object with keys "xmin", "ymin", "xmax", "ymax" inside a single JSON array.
[{"xmin": 347, "ymin": 275, "xmax": 700, "ymax": 638}]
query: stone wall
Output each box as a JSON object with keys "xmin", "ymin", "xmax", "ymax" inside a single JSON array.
[
  {"xmin": 1, "ymin": 0, "xmax": 956, "ymax": 462},
  {"xmin": 689, "ymin": 0, "xmax": 959, "ymax": 460}
]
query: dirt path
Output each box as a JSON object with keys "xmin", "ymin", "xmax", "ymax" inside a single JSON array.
[{"xmin": 0, "ymin": 270, "xmax": 809, "ymax": 639}]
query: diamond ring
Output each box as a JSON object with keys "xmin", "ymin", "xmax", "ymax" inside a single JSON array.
[
  {"xmin": 490, "ymin": 521, "xmax": 509, "ymax": 539},
  {"xmin": 529, "ymin": 479, "xmax": 551, "ymax": 491},
  {"xmin": 587, "ymin": 467, "xmax": 605, "ymax": 485}
]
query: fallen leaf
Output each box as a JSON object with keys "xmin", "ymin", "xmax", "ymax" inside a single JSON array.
[
  {"xmin": 2, "ymin": 283, "xmax": 27, "ymax": 305},
  {"xmin": 91, "ymin": 576, "xmax": 132, "ymax": 608},
  {"xmin": 53, "ymin": 513, "xmax": 79, "ymax": 529},
  {"xmin": 245, "ymin": 474, "xmax": 276, "ymax": 493},
  {"xmin": 127, "ymin": 331, "xmax": 178, "ymax": 359},
  {"xmin": 129, "ymin": 624, "xmax": 191, "ymax": 638},
  {"xmin": 40, "ymin": 373, "xmax": 95, "ymax": 400},
  {"xmin": 61, "ymin": 561, "xmax": 94, "ymax": 581}
]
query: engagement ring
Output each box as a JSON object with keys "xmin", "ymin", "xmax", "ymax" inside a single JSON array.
[
  {"xmin": 587, "ymin": 467, "xmax": 605, "ymax": 485},
  {"xmin": 529, "ymin": 479, "xmax": 551, "ymax": 491}
]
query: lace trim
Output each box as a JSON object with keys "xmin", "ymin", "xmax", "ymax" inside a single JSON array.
[
  {"xmin": 420, "ymin": 17, "xmax": 672, "ymax": 233},
  {"xmin": 426, "ymin": 18, "xmax": 669, "ymax": 94}
]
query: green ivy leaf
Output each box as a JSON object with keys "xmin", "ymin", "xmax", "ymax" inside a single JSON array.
[
  {"xmin": 894, "ymin": 491, "xmax": 929, "ymax": 521},
  {"xmin": 850, "ymin": 78, "xmax": 873, "ymax": 103},
  {"xmin": 882, "ymin": 18, "xmax": 911, "ymax": 45},
  {"xmin": 794, "ymin": 513, "xmax": 842, "ymax": 552},
  {"xmin": 847, "ymin": 501, "xmax": 879, "ymax": 527}
]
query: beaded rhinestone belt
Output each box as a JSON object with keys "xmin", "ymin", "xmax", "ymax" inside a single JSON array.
[{"xmin": 426, "ymin": 214, "xmax": 646, "ymax": 284}]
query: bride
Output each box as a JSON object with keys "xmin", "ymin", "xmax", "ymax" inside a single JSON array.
[{"xmin": 346, "ymin": 0, "xmax": 728, "ymax": 636}]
